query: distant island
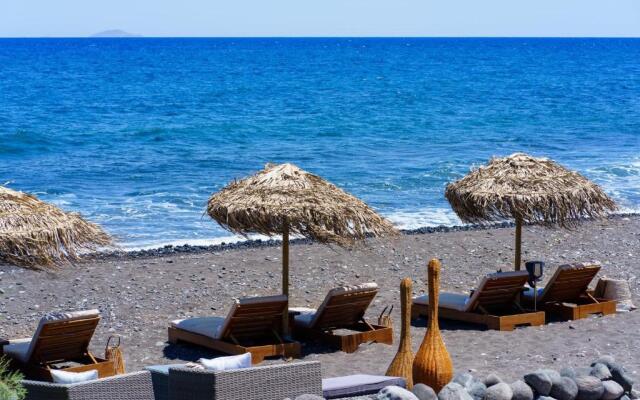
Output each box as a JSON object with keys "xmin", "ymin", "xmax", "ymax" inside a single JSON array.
[{"xmin": 91, "ymin": 29, "xmax": 141, "ymax": 38}]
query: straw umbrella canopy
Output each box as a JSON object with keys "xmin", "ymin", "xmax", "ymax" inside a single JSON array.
[
  {"xmin": 207, "ymin": 162, "xmax": 398, "ymax": 301},
  {"xmin": 0, "ymin": 186, "xmax": 112, "ymax": 268},
  {"xmin": 445, "ymin": 153, "xmax": 616, "ymax": 270}
]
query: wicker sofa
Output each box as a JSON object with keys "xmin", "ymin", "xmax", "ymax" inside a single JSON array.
[
  {"xmin": 21, "ymin": 371, "xmax": 155, "ymax": 400},
  {"xmin": 168, "ymin": 361, "xmax": 322, "ymax": 400}
]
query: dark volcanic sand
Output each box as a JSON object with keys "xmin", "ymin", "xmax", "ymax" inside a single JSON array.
[{"xmin": 1, "ymin": 216, "xmax": 639, "ymax": 382}]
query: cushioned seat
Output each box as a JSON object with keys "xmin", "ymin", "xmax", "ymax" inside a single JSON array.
[
  {"xmin": 3, "ymin": 338, "xmax": 31, "ymax": 363},
  {"xmin": 290, "ymin": 307, "xmax": 317, "ymax": 328},
  {"xmin": 521, "ymin": 286, "xmax": 544, "ymax": 300},
  {"xmin": 413, "ymin": 292, "xmax": 470, "ymax": 312},
  {"xmin": 171, "ymin": 317, "xmax": 226, "ymax": 340}
]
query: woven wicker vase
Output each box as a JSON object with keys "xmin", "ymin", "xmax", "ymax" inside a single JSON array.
[
  {"xmin": 412, "ymin": 259, "xmax": 453, "ymax": 392},
  {"xmin": 385, "ymin": 277, "xmax": 414, "ymax": 389}
]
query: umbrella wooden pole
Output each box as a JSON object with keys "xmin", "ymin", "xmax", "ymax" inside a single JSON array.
[
  {"xmin": 515, "ymin": 217, "xmax": 522, "ymax": 271},
  {"xmin": 282, "ymin": 221, "xmax": 290, "ymax": 335}
]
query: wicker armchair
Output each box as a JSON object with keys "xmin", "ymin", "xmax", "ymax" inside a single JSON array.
[
  {"xmin": 21, "ymin": 371, "xmax": 155, "ymax": 400},
  {"xmin": 168, "ymin": 361, "xmax": 322, "ymax": 400}
]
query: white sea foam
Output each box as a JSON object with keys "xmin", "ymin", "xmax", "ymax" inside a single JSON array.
[{"xmin": 385, "ymin": 208, "xmax": 462, "ymax": 230}]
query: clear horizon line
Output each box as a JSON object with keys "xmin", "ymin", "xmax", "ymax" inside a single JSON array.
[{"xmin": 1, "ymin": 35, "xmax": 640, "ymax": 39}]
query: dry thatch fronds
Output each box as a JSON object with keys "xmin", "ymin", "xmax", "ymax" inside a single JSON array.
[
  {"xmin": 207, "ymin": 163, "xmax": 398, "ymax": 245},
  {"xmin": 445, "ymin": 153, "xmax": 617, "ymax": 227},
  {"xmin": 0, "ymin": 186, "xmax": 112, "ymax": 268}
]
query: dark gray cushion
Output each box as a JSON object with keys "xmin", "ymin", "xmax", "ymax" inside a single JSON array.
[{"xmin": 322, "ymin": 374, "xmax": 407, "ymax": 399}]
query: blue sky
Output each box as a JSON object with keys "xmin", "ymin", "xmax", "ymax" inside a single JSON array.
[{"xmin": 2, "ymin": 0, "xmax": 639, "ymax": 37}]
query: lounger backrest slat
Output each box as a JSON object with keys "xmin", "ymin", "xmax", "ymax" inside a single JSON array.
[
  {"xmin": 30, "ymin": 317, "xmax": 100, "ymax": 364},
  {"xmin": 540, "ymin": 264, "xmax": 600, "ymax": 303},
  {"xmin": 310, "ymin": 289, "xmax": 377, "ymax": 330},
  {"xmin": 466, "ymin": 271, "xmax": 529, "ymax": 312},
  {"xmin": 218, "ymin": 296, "xmax": 288, "ymax": 341}
]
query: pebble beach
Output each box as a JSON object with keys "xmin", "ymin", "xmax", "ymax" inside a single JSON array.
[{"xmin": 1, "ymin": 215, "xmax": 638, "ymax": 382}]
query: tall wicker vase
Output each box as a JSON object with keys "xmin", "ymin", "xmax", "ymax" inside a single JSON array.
[
  {"xmin": 385, "ymin": 277, "xmax": 414, "ymax": 389},
  {"xmin": 412, "ymin": 258, "xmax": 453, "ymax": 392}
]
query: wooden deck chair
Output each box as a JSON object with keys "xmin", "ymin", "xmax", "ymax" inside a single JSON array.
[
  {"xmin": 0, "ymin": 309, "xmax": 116, "ymax": 381},
  {"xmin": 289, "ymin": 283, "xmax": 393, "ymax": 353},
  {"xmin": 521, "ymin": 263, "xmax": 617, "ymax": 320},
  {"xmin": 168, "ymin": 295, "xmax": 300, "ymax": 364},
  {"xmin": 411, "ymin": 271, "xmax": 545, "ymax": 331}
]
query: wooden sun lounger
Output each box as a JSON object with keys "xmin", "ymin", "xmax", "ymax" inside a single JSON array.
[
  {"xmin": 411, "ymin": 271, "xmax": 545, "ymax": 331},
  {"xmin": 289, "ymin": 283, "xmax": 393, "ymax": 353},
  {"xmin": 168, "ymin": 295, "xmax": 301, "ymax": 364},
  {"xmin": 0, "ymin": 309, "xmax": 116, "ymax": 381},
  {"xmin": 521, "ymin": 263, "xmax": 617, "ymax": 321}
]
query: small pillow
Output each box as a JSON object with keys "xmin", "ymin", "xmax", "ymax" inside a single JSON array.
[
  {"xmin": 50, "ymin": 369, "xmax": 99, "ymax": 384},
  {"xmin": 199, "ymin": 352, "xmax": 251, "ymax": 371}
]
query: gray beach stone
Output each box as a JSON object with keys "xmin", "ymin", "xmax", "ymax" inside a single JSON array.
[
  {"xmin": 561, "ymin": 368, "xmax": 577, "ymax": 380},
  {"xmin": 602, "ymin": 381, "xmax": 625, "ymax": 400},
  {"xmin": 485, "ymin": 374, "xmax": 504, "ymax": 387},
  {"xmin": 610, "ymin": 366, "xmax": 635, "ymax": 393},
  {"xmin": 439, "ymin": 382, "xmax": 474, "ymax": 400},
  {"xmin": 378, "ymin": 386, "xmax": 420, "ymax": 400},
  {"xmin": 525, "ymin": 371, "xmax": 554, "ymax": 396},
  {"xmin": 511, "ymin": 380, "xmax": 535, "ymax": 400},
  {"xmin": 413, "ymin": 384, "xmax": 438, "ymax": 400},
  {"xmin": 549, "ymin": 377, "xmax": 578, "ymax": 400},
  {"xmin": 621, "ymin": 396, "xmax": 631, "ymax": 400},
  {"xmin": 592, "ymin": 356, "xmax": 616, "ymax": 369},
  {"xmin": 453, "ymin": 373, "xmax": 476, "ymax": 389},
  {"xmin": 537, "ymin": 396, "xmax": 557, "ymax": 400},
  {"xmin": 485, "ymin": 382, "xmax": 513, "ymax": 400},
  {"xmin": 469, "ymin": 381, "xmax": 488, "ymax": 400},
  {"xmin": 574, "ymin": 376, "xmax": 605, "ymax": 400},
  {"xmin": 590, "ymin": 363, "xmax": 612, "ymax": 381}
]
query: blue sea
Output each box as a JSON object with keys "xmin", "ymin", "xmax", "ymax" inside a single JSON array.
[{"xmin": 1, "ymin": 38, "xmax": 639, "ymax": 249}]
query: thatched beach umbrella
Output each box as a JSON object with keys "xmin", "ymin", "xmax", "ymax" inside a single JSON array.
[
  {"xmin": 0, "ymin": 186, "xmax": 112, "ymax": 268},
  {"xmin": 207, "ymin": 163, "xmax": 398, "ymax": 319},
  {"xmin": 445, "ymin": 153, "xmax": 616, "ymax": 270}
]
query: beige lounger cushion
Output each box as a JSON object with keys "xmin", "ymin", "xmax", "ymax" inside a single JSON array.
[
  {"xmin": 292, "ymin": 283, "xmax": 378, "ymax": 328},
  {"xmin": 412, "ymin": 292, "xmax": 470, "ymax": 312},
  {"xmin": 289, "ymin": 307, "xmax": 318, "ymax": 328},
  {"xmin": 3, "ymin": 309, "xmax": 100, "ymax": 364},
  {"xmin": 171, "ymin": 317, "xmax": 226, "ymax": 339}
]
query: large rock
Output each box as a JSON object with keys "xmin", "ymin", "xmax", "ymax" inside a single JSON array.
[
  {"xmin": 378, "ymin": 386, "xmax": 420, "ymax": 400},
  {"xmin": 537, "ymin": 397, "xmax": 558, "ymax": 400},
  {"xmin": 574, "ymin": 376, "xmax": 605, "ymax": 400},
  {"xmin": 525, "ymin": 371, "xmax": 553, "ymax": 396},
  {"xmin": 485, "ymin": 374, "xmax": 504, "ymax": 388},
  {"xmin": 610, "ymin": 365, "xmax": 635, "ymax": 393},
  {"xmin": 591, "ymin": 363, "xmax": 613, "ymax": 381},
  {"xmin": 439, "ymin": 383, "xmax": 474, "ymax": 400},
  {"xmin": 511, "ymin": 380, "xmax": 535, "ymax": 400},
  {"xmin": 561, "ymin": 368, "xmax": 577, "ymax": 380},
  {"xmin": 550, "ymin": 377, "xmax": 579, "ymax": 400},
  {"xmin": 469, "ymin": 381, "xmax": 488, "ymax": 400},
  {"xmin": 592, "ymin": 356, "xmax": 616, "ymax": 369},
  {"xmin": 453, "ymin": 373, "xmax": 476, "ymax": 389},
  {"xmin": 413, "ymin": 384, "xmax": 438, "ymax": 400},
  {"xmin": 485, "ymin": 382, "xmax": 513, "ymax": 400},
  {"xmin": 602, "ymin": 381, "xmax": 625, "ymax": 400}
]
